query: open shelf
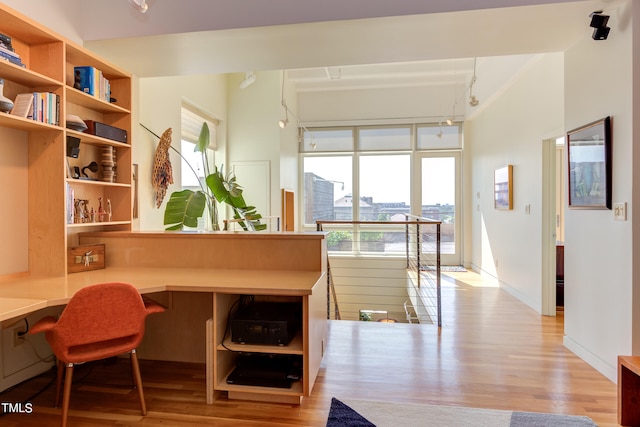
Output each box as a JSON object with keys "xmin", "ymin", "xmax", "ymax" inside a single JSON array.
[
  {"xmin": 217, "ymin": 369, "xmax": 303, "ymax": 396},
  {"xmin": 0, "ymin": 60, "xmax": 60, "ymax": 87},
  {"xmin": 66, "ymin": 129, "xmax": 129, "ymax": 148},
  {"xmin": 0, "ymin": 3, "xmax": 134, "ymax": 276},
  {"xmin": 66, "ymin": 178, "xmax": 131, "ymax": 188},
  {"xmin": 67, "ymin": 221, "xmax": 131, "ymax": 229},
  {"xmin": 66, "ymin": 87, "xmax": 130, "ymax": 114},
  {"xmin": 218, "ymin": 333, "xmax": 303, "ymax": 355},
  {"xmin": 0, "ymin": 112, "xmax": 61, "ymax": 131}
]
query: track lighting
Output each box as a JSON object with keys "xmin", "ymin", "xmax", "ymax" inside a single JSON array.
[
  {"xmin": 279, "ymin": 106, "xmax": 289, "ymax": 128},
  {"xmin": 468, "ymin": 58, "xmax": 480, "ymax": 107},
  {"xmin": 239, "ymin": 72, "xmax": 256, "ymax": 89},
  {"xmin": 446, "ymin": 118, "xmax": 453, "ymax": 126},
  {"xmin": 279, "ymin": 70, "xmax": 315, "ymax": 149},
  {"xmin": 128, "ymin": 0, "xmax": 148, "ymax": 13},
  {"xmin": 589, "ymin": 10, "xmax": 610, "ymax": 40}
]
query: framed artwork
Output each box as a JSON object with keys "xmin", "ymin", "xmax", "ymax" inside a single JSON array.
[
  {"xmin": 494, "ymin": 165, "xmax": 513, "ymax": 210},
  {"xmin": 567, "ymin": 116, "xmax": 611, "ymax": 209}
]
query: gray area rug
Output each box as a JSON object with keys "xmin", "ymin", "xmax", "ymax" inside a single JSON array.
[{"xmin": 326, "ymin": 398, "xmax": 598, "ymax": 426}]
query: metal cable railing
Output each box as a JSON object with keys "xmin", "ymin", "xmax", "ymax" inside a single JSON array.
[
  {"xmin": 404, "ymin": 214, "xmax": 441, "ymax": 327},
  {"xmin": 316, "ymin": 218, "xmax": 441, "ymax": 327}
]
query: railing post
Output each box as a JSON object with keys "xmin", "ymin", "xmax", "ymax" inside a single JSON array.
[
  {"xmin": 405, "ymin": 218, "xmax": 409, "ymax": 269},
  {"xmin": 416, "ymin": 222, "xmax": 421, "ymax": 288},
  {"xmin": 436, "ymin": 222, "xmax": 442, "ymax": 328}
]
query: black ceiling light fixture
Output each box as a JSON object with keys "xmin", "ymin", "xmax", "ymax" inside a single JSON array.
[{"xmin": 590, "ymin": 10, "xmax": 610, "ymax": 40}]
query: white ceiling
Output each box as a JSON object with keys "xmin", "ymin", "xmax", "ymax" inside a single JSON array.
[{"xmin": 81, "ymin": 0, "xmax": 618, "ymax": 120}]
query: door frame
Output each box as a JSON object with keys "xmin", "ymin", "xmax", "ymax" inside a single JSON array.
[
  {"xmin": 413, "ymin": 151, "xmax": 462, "ymax": 266},
  {"xmin": 541, "ymin": 138, "xmax": 557, "ymax": 316}
]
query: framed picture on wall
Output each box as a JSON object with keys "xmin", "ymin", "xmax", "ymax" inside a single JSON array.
[
  {"xmin": 494, "ymin": 165, "xmax": 513, "ymax": 210},
  {"xmin": 567, "ymin": 116, "xmax": 612, "ymax": 209}
]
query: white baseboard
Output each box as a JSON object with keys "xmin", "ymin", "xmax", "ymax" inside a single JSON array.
[{"xmin": 563, "ymin": 335, "xmax": 616, "ymax": 383}]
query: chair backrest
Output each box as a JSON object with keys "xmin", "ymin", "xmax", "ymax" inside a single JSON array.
[{"xmin": 48, "ymin": 282, "xmax": 149, "ymax": 362}]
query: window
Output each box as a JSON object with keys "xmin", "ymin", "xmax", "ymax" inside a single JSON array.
[
  {"xmin": 359, "ymin": 127, "xmax": 411, "ymax": 151},
  {"xmin": 301, "ymin": 123, "xmax": 462, "ymax": 260},
  {"xmin": 180, "ymin": 104, "xmax": 218, "ymax": 189},
  {"xmin": 417, "ymin": 123, "xmax": 462, "ymax": 150},
  {"xmin": 301, "ymin": 128, "xmax": 352, "ymax": 152},
  {"xmin": 303, "ymin": 156, "xmax": 353, "ymax": 223},
  {"xmin": 359, "ymin": 154, "xmax": 411, "ymax": 221}
]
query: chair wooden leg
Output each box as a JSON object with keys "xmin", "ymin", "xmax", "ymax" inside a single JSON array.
[
  {"xmin": 54, "ymin": 360, "xmax": 64, "ymax": 408},
  {"xmin": 60, "ymin": 363, "xmax": 74, "ymax": 427},
  {"xmin": 130, "ymin": 349, "xmax": 147, "ymax": 415}
]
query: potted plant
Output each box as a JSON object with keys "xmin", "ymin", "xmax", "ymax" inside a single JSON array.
[{"xmin": 149, "ymin": 122, "xmax": 266, "ymax": 231}]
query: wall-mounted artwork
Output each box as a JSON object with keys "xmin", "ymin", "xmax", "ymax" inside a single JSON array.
[
  {"xmin": 567, "ymin": 116, "xmax": 611, "ymax": 209},
  {"xmin": 494, "ymin": 165, "xmax": 513, "ymax": 210}
]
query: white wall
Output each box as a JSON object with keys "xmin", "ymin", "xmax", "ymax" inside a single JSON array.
[
  {"xmin": 465, "ymin": 54, "xmax": 564, "ymax": 312},
  {"xmin": 137, "ymin": 74, "xmax": 228, "ymax": 231},
  {"xmin": 563, "ymin": 0, "xmax": 634, "ymax": 381},
  {"xmin": 2, "ymin": 0, "xmax": 83, "ymax": 43},
  {"xmin": 226, "ymin": 70, "xmax": 299, "ymax": 229}
]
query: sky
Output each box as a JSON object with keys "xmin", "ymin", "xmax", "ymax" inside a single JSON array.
[{"xmin": 305, "ymin": 155, "xmax": 455, "ymax": 206}]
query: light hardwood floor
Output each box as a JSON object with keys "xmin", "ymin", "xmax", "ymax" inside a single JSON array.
[{"xmin": 0, "ymin": 270, "xmax": 618, "ymax": 426}]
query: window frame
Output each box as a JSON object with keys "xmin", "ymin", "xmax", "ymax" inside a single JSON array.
[{"xmin": 300, "ymin": 123, "xmax": 462, "ymax": 256}]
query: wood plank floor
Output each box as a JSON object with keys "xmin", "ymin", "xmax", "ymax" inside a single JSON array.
[{"xmin": 0, "ymin": 270, "xmax": 618, "ymax": 426}]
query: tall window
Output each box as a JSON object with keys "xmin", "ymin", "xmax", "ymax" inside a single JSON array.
[
  {"xmin": 303, "ymin": 126, "xmax": 434, "ymax": 254},
  {"xmin": 303, "ymin": 156, "xmax": 353, "ymax": 223},
  {"xmin": 302, "ymin": 123, "xmax": 461, "ymax": 255},
  {"xmin": 180, "ymin": 104, "xmax": 218, "ymax": 189}
]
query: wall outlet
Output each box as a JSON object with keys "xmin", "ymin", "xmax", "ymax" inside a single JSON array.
[{"xmin": 13, "ymin": 327, "xmax": 25, "ymax": 347}]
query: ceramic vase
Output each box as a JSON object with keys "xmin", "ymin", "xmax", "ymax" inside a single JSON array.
[{"xmin": 0, "ymin": 79, "xmax": 14, "ymax": 113}]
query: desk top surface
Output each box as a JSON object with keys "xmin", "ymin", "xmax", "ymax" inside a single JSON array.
[{"xmin": 0, "ymin": 267, "xmax": 325, "ymax": 322}]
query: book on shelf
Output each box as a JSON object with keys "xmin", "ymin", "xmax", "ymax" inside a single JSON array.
[
  {"xmin": 10, "ymin": 93, "xmax": 34, "ymax": 118},
  {"xmin": 0, "ymin": 50, "xmax": 24, "ymax": 67},
  {"xmin": 74, "ymin": 66, "xmax": 111, "ymax": 102},
  {"xmin": 0, "ymin": 34, "xmax": 23, "ymax": 67},
  {"xmin": 0, "ymin": 33, "xmax": 12, "ymax": 49},
  {"xmin": 13, "ymin": 92, "xmax": 60, "ymax": 124},
  {"xmin": 0, "ymin": 45, "xmax": 19, "ymax": 59},
  {"xmin": 0, "ymin": 33, "xmax": 15, "ymax": 53}
]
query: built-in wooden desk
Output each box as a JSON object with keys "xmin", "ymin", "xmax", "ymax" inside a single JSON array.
[
  {"xmin": 0, "ymin": 231, "xmax": 328, "ymax": 405},
  {"xmin": 0, "ymin": 267, "xmax": 323, "ymax": 318}
]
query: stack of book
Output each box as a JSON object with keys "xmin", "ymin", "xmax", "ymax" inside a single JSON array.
[
  {"xmin": 0, "ymin": 33, "xmax": 25, "ymax": 67},
  {"xmin": 11, "ymin": 92, "xmax": 60, "ymax": 125},
  {"xmin": 74, "ymin": 66, "xmax": 111, "ymax": 102}
]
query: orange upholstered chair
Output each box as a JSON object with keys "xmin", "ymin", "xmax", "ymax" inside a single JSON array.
[{"xmin": 29, "ymin": 282, "xmax": 165, "ymax": 427}]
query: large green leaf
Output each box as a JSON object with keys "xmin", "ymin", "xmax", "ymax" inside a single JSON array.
[
  {"xmin": 206, "ymin": 170, "xmax": 230, "ymax": 204},
  {"xmin": 206, "ymin": 170, "xmax": 266, "ymax": 231},
  {"xmin": 195, "ymin": 122, "xmax": 210, "ymax": 153},
  {"xmin": 164, "ymin": 189, "xmax": 207, "ymax": 230}
]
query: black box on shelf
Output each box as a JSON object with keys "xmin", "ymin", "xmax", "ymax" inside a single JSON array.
[
  {"xmin": 226, "ymin": 353, "xmax": 301, "ymax": 388},
  {"xmin": 230, "ymin": 302, "xmax": 301, "ymax": 346},
  {"xmin": 83, "ymin": 120, "xmax": 127, "ymax": 144}
]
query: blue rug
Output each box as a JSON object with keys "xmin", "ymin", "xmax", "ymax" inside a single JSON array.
[{"xmin": 326, "ymin": 398, "xmax": 598, "ymax": 426}]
